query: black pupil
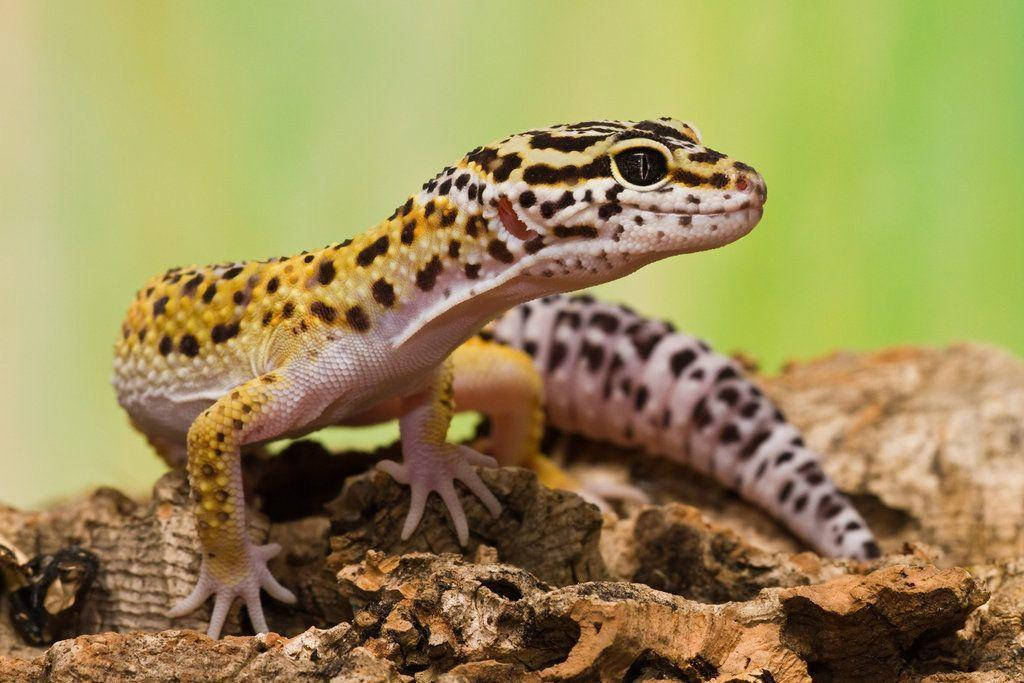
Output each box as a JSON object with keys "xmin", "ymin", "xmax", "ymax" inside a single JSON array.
[{"xmin": 614, "ymin": 148, "xmax": 668, "ymax": 187}]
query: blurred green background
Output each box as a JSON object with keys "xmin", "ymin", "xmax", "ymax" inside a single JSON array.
[{"xmin": 2, "ymin": 1, "xmax": 1021, "ymax": 508}]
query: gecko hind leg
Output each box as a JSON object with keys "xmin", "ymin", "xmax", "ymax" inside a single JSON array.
[{"xmin": 450, "ymin": 337, "xmax": 649, "ymax": 512}]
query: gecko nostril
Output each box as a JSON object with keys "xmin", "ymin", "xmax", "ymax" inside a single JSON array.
[{"xmin": 735, "ymin": 177, "xmax": 749, "ymax": 191}]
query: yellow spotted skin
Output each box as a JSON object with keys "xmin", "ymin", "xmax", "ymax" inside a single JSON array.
[{"xmin": 112, "ymin": 117, "xmax": 766, "ymax": 638}]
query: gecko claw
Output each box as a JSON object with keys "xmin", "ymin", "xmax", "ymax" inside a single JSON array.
[
  {"xmin": 168, "ymin": 542, "xmax": 295, "ymax": 639},
  {"xmin": 378, "ymin": 444, "xmax": 501, "ymax": 546}
]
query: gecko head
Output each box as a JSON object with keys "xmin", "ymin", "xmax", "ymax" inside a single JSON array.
[{"xmin": 437, "ymin": 117, "xmax": 766, "ymax": 287}]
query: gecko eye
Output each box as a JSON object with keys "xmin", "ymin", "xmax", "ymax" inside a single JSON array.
[{"xmin": 610, "ymin": 144, "xmax": 671, "ymax": 191}]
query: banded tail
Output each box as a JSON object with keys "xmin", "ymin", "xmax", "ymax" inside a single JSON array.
[{"xmin": 489, "ymin": 294, "xmax": 879, "ymax": 560}]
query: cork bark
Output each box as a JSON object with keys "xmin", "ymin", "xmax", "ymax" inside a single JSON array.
[{"xmin": 2, "ymin": 341, "xmax": 1023, "ymax": 680}]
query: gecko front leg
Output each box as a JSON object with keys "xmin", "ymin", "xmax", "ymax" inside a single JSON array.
[
  {"xmin": 168, "ymin": 371, "xmax": 299, "ymax": 638},
  {"xmin": 377, "ymin": 357, "xmax": 502, "ymax": 544}
]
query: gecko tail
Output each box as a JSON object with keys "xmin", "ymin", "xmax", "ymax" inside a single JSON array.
[{"xmin": 489, "ymin": 293, "xmax": 880, "ymax": 560}]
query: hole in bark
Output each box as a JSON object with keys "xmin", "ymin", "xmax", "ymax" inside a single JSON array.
[
  {"xmin": 624, "ymin": 650, "xmax": 699, "ymax": 682},
  {"xmin": 479, "ymin": 579, "xmax": 523, "ymax": 601},
  {"xmin": 519, "ymin": 613, "xmax": 580, "ymax": 670}
]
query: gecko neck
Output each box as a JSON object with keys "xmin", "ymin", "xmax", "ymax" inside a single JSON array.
[{"xmin": 375, "ymin": 189, "xmax": 555, "ymax": 355}]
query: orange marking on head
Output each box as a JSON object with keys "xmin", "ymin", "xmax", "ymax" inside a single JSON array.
[{"xmin": 497, "ymin": 197, "xmax": 537, "ymax": 241}]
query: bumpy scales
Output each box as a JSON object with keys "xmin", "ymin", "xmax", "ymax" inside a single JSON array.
[{"xmin": 112, "ymin": 118, "xmax": 867, "ymax": 639}]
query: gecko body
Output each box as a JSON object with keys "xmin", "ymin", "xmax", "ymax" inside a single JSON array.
[{"xmin": 113, "ymin": 118, "xmax": 776, "ymax": 637}]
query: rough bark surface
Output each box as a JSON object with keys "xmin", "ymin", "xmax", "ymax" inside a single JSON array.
[{"xmin": 1, "ymin": 342, "xmax": 1021, "ymax": 680}]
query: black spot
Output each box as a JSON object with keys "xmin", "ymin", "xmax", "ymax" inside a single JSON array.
[
  {"xmin": 715, "ymin": 367, "xmax": 739, "ymax": 383},
  {"xmin": 589, "ymin": 312, "xmax": 620, "ymax": 334},
  {"xmin": 598, "ymin": 203, "xmax": 622, "ymax": 219},
  {"xmin": 553, "ymin": 225, "xmax": 598, "ymax": 239},
  {"xmin": 580, "ymin": 341, "xmax": 604, "ymax": 372},
  {"xmin": 448, "ymin": 240, "xmax": 461, "ymax": 258},
  {"xmin": 688, "ymin": 149, "xmax": 726, "ymax": 164},
  {"xmin": 778, "ymin": 481, "xmax": 793, "ymax": 503},
  {"xmin": 423, "ymin": 200, "xmax": 435, "ymax": 217},
  {"xmin": 547, "ymin": 341, "xmax": 567, "ymax": 373},
  {"xmin": 631, "ymin": 332, "xmax": 663, "ymax": 360},
  {"xmin": 261, "ymin": 311, "xmax": 272, "ymax": 326},
  {"xmin": 437, "ymin": 178, "xmax": 452, "ymax": 195},
  {"xmin": 211, "ymin": 322, "xmax": 240, "ymax": 344},
  {"xmin": 720, "ymin": 423, "xmax": 741, "ymax": 443},
  {"xmin": 401, "ymin": 221, "xmax": 416, "ymax": 244},
  {"xmin": 487, "ymin": 239, "xmax": 514, "ymax": 263},
  {"xmin": 602, "ymin": 353, "xmax": 624, "ymax": 399},
  {"xmin": 466, "ymin": 215, "xmax": 486, "ymax": 238},
  {"xmin": 816, "ymin": 495, "xmax": 844, "ymax": 520},
  {"xmin": 606, "ymin": 184, "xmax": 624, "ymax": 201},
  {"xmin": 158, "ymin": 335, "xmax": 172, "ymax": 355},
  {"xmin": 754, "ymin": 461, "xmax": 768, "ymax": 480},
  {"xmin": 529, "ymin": 132, "xmax": 605, "ymax": 152},
  {"xmin": 521, "ymin": 157, "xmax": 611, "ymax": 185},
  {"xmin": 775, "ymin": 451, "xmax": 794, "ymax": 466},
  {"xmin": 282, "ymin": 302, "xmax": 294, "ymax": 318},
  {"xmin": 233, "ymin": 291, "xmax": 245, "ymax": 305},
  {"xmin": 523, "ymin": 340, "xmax": 538, "ymax": 357},
  {"xmin": 439, "ymin": 208, "xmax": 458, "ymax": 227},
  {"xmin": 674, "ymin": 170, "xmax": 708, "ymax": 186},
  {"xmin": 679, "ymin": 215, "xmax": 692, "ymax": 227},
  {"xmin": 717, "ymin": 387, "xmax": 740, "ymax": 406},
  {"xmin": 793, "ymin": 494, "xmax": 809, "ymax": 513},
  {"xmin": 734, "ymin": 161, "xmax": 755, "ymax": 173},
  {"xmin": 317, "ymin": 260, "xmax": 336, "ymax": 285},
  {"xmin": 524, "ymin": 236, "xmax": 546, "ymax": 254},
  {"xmin": 491, "ymin": 153, "xmax": 523, "ymax": 182},
  {"xmin": 309, "ymin": 301, "xmax": 337, "ymax": 323},
  {"xmin": 356, "ymin": 236, "xmax": 389, "ymax": 267},
  {"xmin": 346, "ymin": 305, "xmax": 370, "ymax": 331},
  {"xmin": 634, "ymin": 119, "xmax": 699, "ymax": 143},
  {"xmin": 416, "ymin": 255, "xmax": 444, "ymax": 291},
  {"xmin": 179, "ymin": 334, "xmax": 199, "ymax": 357},
  {"xmin": 222, "ymin": 266, "xmax": 244, "ymax": 280},
  {"xmin": 454, "ymin": 173, "xmax": 469, "ymax": 190},
  {"xmin": 738, "ymin": 431, "xmax": 771, "ymax": 460},
  {"xmin": 153, "ymin": 296, "xmax": 169, "ymax": 317},
  {"xmin": 555, "ymin": 310, "xmax": 582, "ymax": 329},
  {"xmin": 400, "ymin": 197, "xmax": 414, "ymax": 216},
  {"xmin": 464, "ymin": 263, "xmax": 481, "ymax": 279},
  {"xmin": 266, "ymin": 277, "xmax": 279, "ymax": 294},
  {"xmin": 692, "ymin": 397, "xmax": 713, "ymax": 429},
  {"xmin": 668, "ymin": 349, "xmax": 697, "ymax": 376},
  {"xmin": 183, "ymin": 273, "xmax": 204, "ymax": 294},
  {"xmin": 372, "ymin": 279, "xmax": 395, "ymax": 307},
  {"xmin": 740, "ymin": 402, "xmax": 760, "ymax": 418},
  {"xmin": 863, "ymin": 541, "xmax": 881, "ymax": 558},
  {"xmin": 634, "ymin": 386, "xmax": 649, "ymax": 410}
]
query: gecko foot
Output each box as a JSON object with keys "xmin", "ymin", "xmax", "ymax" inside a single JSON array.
[
  {"xmin": 168, "ymin": 542, "xmax": 296, "ymax": 639},
  {"xmin": 378, "ymin": 444, "xmax": 502, "ymax": 545}
]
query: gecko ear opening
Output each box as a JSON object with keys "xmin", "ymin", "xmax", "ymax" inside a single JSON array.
[{"xmin": 497, "ymin": 197, "xmax": 538, "ymax": 241}]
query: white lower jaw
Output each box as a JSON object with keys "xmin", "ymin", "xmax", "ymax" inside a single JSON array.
[{"xmin": 520, "ymin": 204, "xmax": 763, "ymax": 281}]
